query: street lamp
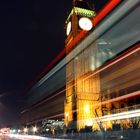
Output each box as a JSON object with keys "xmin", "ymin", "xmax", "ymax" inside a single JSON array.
[
  {"xmin": 32, "ymin": 126, "xmax": 37, "ymax": 134},
  {"xmin": 18, "ymin": 129, "xmax": 21, "ymax": 133},
  {"xmin": 12, "ymin": 129, "xmax": 16, "ymax": 133},
  {"xmin": 24, "ymin": 127, "xmax": 28, "ymax": 133}
]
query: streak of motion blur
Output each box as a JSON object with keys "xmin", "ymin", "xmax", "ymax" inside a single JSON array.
[{"xmin": 0, "ymin": 134, "xmax": 70, "ymax": 140}]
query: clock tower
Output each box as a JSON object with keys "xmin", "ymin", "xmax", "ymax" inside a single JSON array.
[
  {"xmin": 65, "ymin": 0, "xmax": 96, "ymax": 46},
  {"xmin": 65, "ymin": 0, "xmax": 96, "ymax": 131}
]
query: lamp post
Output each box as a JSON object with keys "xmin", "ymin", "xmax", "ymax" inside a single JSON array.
[
  {"xmin": 18, "ymin": 129, "xmax": 21, "ymax": 133},
  {"xmin": 24, "ymin": 127, "xmax": 28, "ymax": 134},
  {"xmin": 32, "ymin": 126, "xmax": 37, "ymax": 135}
]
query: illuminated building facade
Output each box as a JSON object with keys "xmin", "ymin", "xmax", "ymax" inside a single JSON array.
[{"xmin": 64, "ymin": 0, "xmax": 100, "ymax": 130}]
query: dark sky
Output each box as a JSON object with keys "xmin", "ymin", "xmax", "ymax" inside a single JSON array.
[{"xmin": 0, "ymin": 0, "xmax": 107, "ymax": 126}]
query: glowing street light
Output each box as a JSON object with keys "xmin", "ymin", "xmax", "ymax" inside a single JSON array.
[
  {"xmin": 9, "ymin": 130, "xmax": 12, "ymax": 133},
  {"xmin": 18, "ymin": 129, "xmax": 21, "ymax": 133},
  {"xmin": 12, "ymin": 129, "xmax": 16, "ymax": 133},
  {"xmin": 24, "ymin": 127, "xmax": 28, "ymax": 133},
  {"xmin": 32, "ymin": 126, "xmax": 37, "ymax": 134}
]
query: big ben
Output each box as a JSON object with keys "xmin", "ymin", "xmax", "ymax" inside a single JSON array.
[{"xmin": 64, "ymin": 0, "xmax": 96, "ymax": 131}]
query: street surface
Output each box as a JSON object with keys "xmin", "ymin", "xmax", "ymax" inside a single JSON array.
[{"xmin": 0, "ymin": 134, "xmax": 71, "ymax": 140}]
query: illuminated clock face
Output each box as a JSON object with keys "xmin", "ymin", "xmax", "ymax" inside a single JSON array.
[
  {"xmin": 66, "ymin": 21, "xmax": 71, "ymax": 36},
  {"xmin": 79, "ymin": 17, "xmax": 92, "ymax": 31}
]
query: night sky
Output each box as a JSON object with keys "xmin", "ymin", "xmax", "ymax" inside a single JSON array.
[{"xmin": 0, "ymin": 0, "xmax": 107, "ymax": 126}]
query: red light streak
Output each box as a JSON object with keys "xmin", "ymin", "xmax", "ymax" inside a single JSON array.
[
  {"xmin": 30, "ymin": 0, "xmax": 122, "ymax": 87},
  {"xmin": 28, "ymin": 44, "xmax": 140, "ymax": 115},
  {"xmin": 93, "ymin": 0, "xmax": 121, "ymax": 26}
]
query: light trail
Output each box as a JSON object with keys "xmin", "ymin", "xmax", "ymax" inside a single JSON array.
[
  {"xmin": 7, "ymin": 134, "xmax": 71, "ymax": 140},
  {"xmin": 96, "ymin": 90, "xmax": 140, "ymax": 107},
  {"xmin": 84, "ymin": 44, "xmax": 140, "ymax": 82},
  {"xmin": 30, "ymin": 0, "xmax": 123, "ymax": 89},
  {"xmin": 26, "ymin": 45, "xmax": 140, "ymax": 124},
  {"xmin": 47, "ymin": 44, "xmax": 140, "ymax": 104},
  {"xmin": 82, "ymin": 108, "xmax": 140, "ymax": 124},
  {"xmin": 24, "ymin": 0, "xmax": 140, "ymax": 123},
  {"xmin": 29, "ymin": 90, "xmax": 140, "ymax": 124}
]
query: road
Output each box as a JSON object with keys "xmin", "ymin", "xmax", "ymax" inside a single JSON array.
[{"xmin": 0, "ymin": 134, "xmax": 71, "ymax": 140}]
